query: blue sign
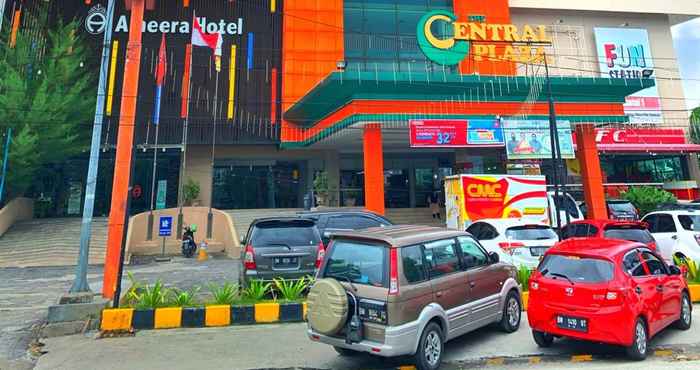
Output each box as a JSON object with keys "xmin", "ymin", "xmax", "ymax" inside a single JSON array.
[
  {"xmin": 467, "ymin": 119, "xmax": 505, "ymax": 146},
  {"xmin": 159, "ymin": 216, "xmax": 173, "ymax": 237}
]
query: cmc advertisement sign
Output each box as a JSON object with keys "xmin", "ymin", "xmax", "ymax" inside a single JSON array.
[
  {"xmin": 502, "ymin": 120, "xmax": 575, "ymax": 159},
  {"xmin": 409, "ymin": 119, "xmax": 504, "ymax": 147},
  {"xmin": 594, "ymin": 28, "xmax": 662, "ymax": 124},
  {"xmin": 445, "ymin": 175, "xmax": 548, "ymax": 230}
]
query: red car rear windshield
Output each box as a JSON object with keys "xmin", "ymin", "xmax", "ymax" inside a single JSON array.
[
  {"xmin": 538, "ymin": 254, "xmax": 615, "ymax": 283},
  {"xmin": 603, "ymin": 226, "xmax": 653, "ymax": 244}
]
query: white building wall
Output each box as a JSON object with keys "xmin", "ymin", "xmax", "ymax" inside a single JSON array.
[{"xmin": 512, "ymin": 9, "xmax": 689, "ymax": 129}]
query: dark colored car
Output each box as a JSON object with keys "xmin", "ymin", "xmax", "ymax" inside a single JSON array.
[
  {"xmin": 528, "ymin": 238, "xmax": 690, "ymax": 360},
  {"xmin": 562, "ymin": 220, "xmax": 657, "ymax": 252},
  {"xmin": 607, "ymin": 200, "xmax": 640, "ymax": 221},
  {"xmin": 296, "ymin": 210, "xmax": 393, "ymax": 245},
  {"xmin": 240, "ymin": 217, "xmax": 324, "ymax": 285}
]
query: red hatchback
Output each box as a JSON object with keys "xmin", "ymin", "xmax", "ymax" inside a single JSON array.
[
  {"xmin": 527, "ymin": 238, "xmax": 691, "ymax": 360},
  {"xmin": 562, "ymin": 220, "xmax": 657, "ymax": 252}
]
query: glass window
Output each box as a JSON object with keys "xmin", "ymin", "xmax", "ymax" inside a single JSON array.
[
  {"xmin": 251, "ymin": 220, "xmax": 320, "ymax": 246},
  {"xmin": 608, "ymin": 201, "xmax": 637, "ymax": 213},
  {"xmin": 402, "ymin": 245, "xmax": 428, "ymax": 283},
  {"xmin": 326, "ymin": 215, "xmax": 381, "ymax": 230},
  {"xmin": 458, "ymin": 236, "xmax": 488, "ymax": 268},
  {"xmin": 604, "ymin": 226, "xmax": 654, "ymax": 244},
  {"xmin": 641, "ymin": 251, "xmax": 667, "ymax": 276},
  {"xmin": 562, "ymin": 224, "xmax": 598, "ymax": 239},
  {"xmin": 424, "ymin": 239, "xmax": 460, "ymax": 277},
  {"xmin": 538, "ymin": 254, "xmax": 615, "ymax": 283},
  {"xmin": 623, "ymin": 251, "xmax": 646, "ymax": 277},
  {"xmin": 553, "ymin": 195, "xmax": 580, "ymax": 218},
  {"xmin": 466, "ymin": 223, "xmax": 483, "ymax": 239},
  {"xmin": 678, "ymin": 215, "xmax": 700, "ymax": 231},
  {"xmin": 655, "ymin": 214, "xmax": 677, "ymax": 233},
  {"xmin": 643, "ymin": 215, "xmax": 658, "ymax": 231},
  {"xmin": 506, "ymin": 225, "xmax": 558, "ymax": 241},
  {"xmin": 324, "ymin": 240, "xmax": 387, "ymax": 287}
]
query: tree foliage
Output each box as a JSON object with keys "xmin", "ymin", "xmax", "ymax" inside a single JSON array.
[
  {"xmin": 690, "ymin": 106, "xmax": 700, "ymax": 145},
  {"xmin": 0, "ymin": 8, "xmax": 95, "ymax": 198},
  {"xmin": 622, "ymin": 186, "xmax": 676, "ymax": 216}
]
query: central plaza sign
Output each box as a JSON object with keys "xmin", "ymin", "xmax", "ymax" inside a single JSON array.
[{"xmin": 417, "ymin": 10, "xmax": 552, "ymax": 66}]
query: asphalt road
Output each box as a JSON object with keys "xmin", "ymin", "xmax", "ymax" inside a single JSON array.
[
  {"xmin": 32, "ymin": 309, "xmax": 700, "ymax": 370},
  {"xmin": 0, "ymin": 256, "xmax": 240, "ymax": 369}
]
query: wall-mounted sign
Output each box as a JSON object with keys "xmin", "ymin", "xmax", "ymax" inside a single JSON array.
[
  {"xmin": 594, "ymin": 128, "xmax": 685, "ymax": 145},
  {"xmin": 410, "ymin": 119, "xmax": 468, "ymax": 147},
  {"xmin": 417, "ymin": 10, "xmax": 552, "ymax": 66},
  {"xmin": 502, "ymin": 120, "xmax": 575, "ymax": 160},
  {"xmin": 467, "ymin": 119, "xmax": 505, "ymax": 146},
  {"xmin": 594, "ymin": 28, "xmax": 662, "ymax": 124}
]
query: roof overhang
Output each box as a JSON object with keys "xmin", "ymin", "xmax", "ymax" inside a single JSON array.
[{"xmin": 283, "ymin": 71, "xmax": 655, "ymax": 127}]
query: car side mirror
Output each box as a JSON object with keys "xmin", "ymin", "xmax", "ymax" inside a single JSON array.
[
  {"xmin": 323, "ymin": 231, "xmax": 331, "ymax": 238},
  {"xmin": 488, "ymin": 252, "xmax": 499, "ymax": 264},
  {"xmin": 239, "ymin": 235, "xmax": 246, "ymax": 245},
  {"xmin": 669, "ymin": 265, "xmax": 682, "ymax": 276}
]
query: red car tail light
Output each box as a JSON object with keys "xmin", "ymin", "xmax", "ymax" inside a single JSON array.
[
  {"xmin": 648, "ymin": 241, "xmax": 657, "ymax": 252},
  {"xmin": 244, "ymin": 245, "xmax": 256, "ymax": 270},
  {"xmin": 499, "ymin": 241, "xmax": 525, "ymax": 255},
  {"xmin": 315, "ymin": 242, "xmax": 326, "ymax": 269},
  {"xmin": 389, "ymin": 248, "xmax": 399, "ymax": 295}
]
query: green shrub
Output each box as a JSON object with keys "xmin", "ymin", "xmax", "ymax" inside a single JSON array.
[
  {"xmin": 183, "ymin": 178, "xmax": 200, "ymax": 206},
  {"xmin": 622, "ymin": 186, "xmax": 676, "ymax": 217},
  {"xmin": 274, "ymin": 277, "xmax": 310, "ymax": 302},
  {"xmin": 516, "ymin": 265, "xmax": 534, "ymax": 292},
  {"xmin": 121, "ymin": 271, "xmax": 144, "ymax": 307},
  {"xmin": 128, "ymin": 280, "xmax": 170, "ymax": 309},
  {"xmin": 674, "ymin": 255, "xmax": 700, "ymax": 284},
  {"xmin": 242, "ymin": 280, "xmax": 272, "ymax": 301},
  {"xmin": 169, "ymin": 286, "xmax": 200, "ymax": 307},
  {"xmin": 208, "ymin": 282, "xmax": 239, "ymax": 305}
]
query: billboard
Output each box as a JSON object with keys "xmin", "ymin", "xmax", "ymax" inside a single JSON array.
[
  {"xmin": 594, "ymin": 28, "xmax": 662, "ymax": 124},
  {"xmin": 502, "ymin": 120, "xmax": 575, "ymax": 159},
  {"xmin": 409, "ymin": 119, "xmax": 504, "ymax": 148}
]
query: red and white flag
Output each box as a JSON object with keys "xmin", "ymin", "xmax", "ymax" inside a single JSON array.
[{"xmin": 192, "ymin": 16, "xmax": 222, "ymax": 71}]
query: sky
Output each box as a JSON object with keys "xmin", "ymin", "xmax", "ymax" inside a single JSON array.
[{"xmin": 672, "ymin": 17, "xmax": 700, "ymax": 112}]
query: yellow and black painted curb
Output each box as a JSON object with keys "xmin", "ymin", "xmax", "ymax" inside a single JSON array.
[{"xmin": 101, "ymin": 302, "xmax": 307, "ymax": 331}]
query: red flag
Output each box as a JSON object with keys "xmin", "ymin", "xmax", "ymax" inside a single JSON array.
[
  {"xmin": 156, "ymin": 34, "xmax": 167, "ymax": 86},
  {"xmin": 181, "ymin": 44, "xmax": 192, "ymax": 119}
]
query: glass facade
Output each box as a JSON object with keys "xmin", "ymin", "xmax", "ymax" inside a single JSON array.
[
  {"xmin": 344, "ymin": 0, "xmax": 456, "ymax": 73},
  {"xmin": 601, "ymin": 155, "xmax": 688, "ymax": 183}
]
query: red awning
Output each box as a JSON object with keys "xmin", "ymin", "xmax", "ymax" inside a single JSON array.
[{"xmin": 595, "ymin": 144, "xmax": 700, "ymax": 153}]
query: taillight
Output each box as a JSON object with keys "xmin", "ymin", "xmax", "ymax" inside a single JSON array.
[
  {"xmin": 315, "ymin": 242, "xmax": 326, "ymax": 269},
  {"xmin": 389, "ymin": 248, "xmax": 399, "ymax": 295},
  {"xmin": 499, "ymin": 241, "xmax": 525, "ymax": 255},
  {"xmin": 244, "ymin": 245, "xmax": 256, "ymax": 270},
  {"xmin": 694, "ymin": 234, "xmax": 700, "ymax": 246},
  {"xmin": 648, "ymin": 241, "xmax": 657, "ymax": 252}
]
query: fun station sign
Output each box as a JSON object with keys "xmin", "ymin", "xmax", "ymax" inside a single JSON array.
[{"xmin": 417, "ymin": 10, "xmax": 552, "ymax": 66}]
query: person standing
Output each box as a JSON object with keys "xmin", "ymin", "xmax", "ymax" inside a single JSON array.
[{"xmin": 428, "ymin": 189, "xmax": 440, "ymax": 219}]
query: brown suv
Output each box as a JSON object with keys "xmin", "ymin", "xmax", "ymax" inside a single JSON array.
[{"xmin": 307, "ymin": 225, "xmax": 521, "ymax": 370}]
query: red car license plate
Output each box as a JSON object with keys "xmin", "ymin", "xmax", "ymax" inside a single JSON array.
[{"xmin": 557, "ymin": 315, "xmax": 588, "ymax": 332}]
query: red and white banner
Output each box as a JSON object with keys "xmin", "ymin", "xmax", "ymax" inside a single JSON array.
[
  {"xmin": 409, "ymin": 119, "xmax": 468, "ymax": 147},
  {"xmin": 573, "ymin": 128, "xmax": 700, "ymax": 153}
]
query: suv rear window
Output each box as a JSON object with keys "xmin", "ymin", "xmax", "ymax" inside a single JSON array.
[
  {"xmin": 608, "ymin": 202, "xmax": 636, "ymax": 213},
  {"xmin": 251, "ymin": 220, "xmax": 320, "ymax": 246},
  {"xmin": 604, "ymin": 226, "xmax": 653, "ymax": 243},
  {"xmin": 678, "ymin": 215, "xmax": 700, "ymax": 231},
  {"xmin": 506, "ymin": 225, "xmax": 557, "ymax": 240},
  {"xmin": 538, "ymin": 254, "xmax": 614, "ymax": 283},
  {"xmin": 324, "ymin": 240, "xmax": 387, "ymax": 287}
]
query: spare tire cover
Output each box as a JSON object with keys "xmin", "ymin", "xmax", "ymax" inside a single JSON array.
[{"xmin": 307, "ymin": 278, "xmax": 349, "ymax": 335}]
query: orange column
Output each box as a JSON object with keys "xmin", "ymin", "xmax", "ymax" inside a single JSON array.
[
  {"xmin": 103, "ymin": 0, "xmax": 145, "ymax": 299},
  {"xmin": 575, "ymin": 124, "xmax": 607, "ymax": 220},
  {"xmin": 363, "ymin": 124, "xmax": 385, "ymax": 216}
]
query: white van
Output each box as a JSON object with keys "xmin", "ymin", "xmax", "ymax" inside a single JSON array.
[{"xmin": 547, "ymin": 191, "xmax": 583, "ymax": 229}]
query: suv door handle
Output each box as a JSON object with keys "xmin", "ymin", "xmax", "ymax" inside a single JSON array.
[
  {"xmin": 671, "ymin": 235, "xmax": 678, "ymax": 240},
  {"xmin": 470, "ymin": 282, "xmax": 476, "ymax": 288},
  {"xmin": 436, "ymin": 291, "xmax": 443, "ymax": 298},
  {"xmin": 635, "ymin": 286, "xmax": 642, "ymax": 294},
  {"xmin": 656, "ymin": 285, "xmax": 664, "ymax": 292}
]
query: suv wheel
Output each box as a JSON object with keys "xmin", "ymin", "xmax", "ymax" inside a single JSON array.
[
  {"xmin": 532, "ymin": 330, "xmax": 554, "ymax": 348},
  {"xmin": 674, "ymin": 292, "xmax": 692, "ymax": 330},
  {"xmin": 333, "ymin": 346, "xmax": 360, "ymax": 357},
  {"xmin": 415, "ymin": 322, "xmax": 443, "ymax": 370},
  {"xmin": 499, "ymin": 290, "xmax": 521, "ymax": 333},
  {"xmin": 626, "ymin": 318, "xmax": 648, "ymax": 361}
]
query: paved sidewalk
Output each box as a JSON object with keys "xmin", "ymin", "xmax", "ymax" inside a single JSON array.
[
  {"xmin": 0, "ymin": 257, "xmax": 240, "ymax": 369},
  {"xmin": 33, "ymin": 309, "xmax": 700, "ymax": 370}
]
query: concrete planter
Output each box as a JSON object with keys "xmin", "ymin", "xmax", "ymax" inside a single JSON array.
[
  {"xmin": 689, "ymin": 284, "xmax": 700, "ymax": 303},
  {"xmin": 279, "ymin": 302, "xmax": 304, "ymax": 322},
  {"xmin": 521, "ymin": 292, "xmax": 529, "ymax": 311},
  {"xmin": 231, "ymin": 305, "xmax": 255, "ymax": 325},
  {"xmin": 132, "ymin": 309, "xmax": 155, "ymax": 330},
  {"xmin": 182, "ymin": 307, "xmax": 206, "ymax": 327}
]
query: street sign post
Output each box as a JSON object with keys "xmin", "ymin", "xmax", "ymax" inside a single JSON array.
[{"xmin": 157, "ymin": 216, "xmax": 173, "ymax": 262}]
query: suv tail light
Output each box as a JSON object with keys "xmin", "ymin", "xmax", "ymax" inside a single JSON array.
[
  {"xmin": 648, "ymin": 241, "xmax": 657, "ymax": 252},
  {"xmin": 499, "ymin": 241, "xmax": 525, "ymax": 255},
  {"xmin": 389, "ymin": 248, "xmax": 399, "ymax": 295},
  {"xmin": 244, "ymin": 245, "xmax": 256, "ymax": 270},
  {"xmin": 315, "ymin": 242, "xmax": 326, "ymax": 269}
]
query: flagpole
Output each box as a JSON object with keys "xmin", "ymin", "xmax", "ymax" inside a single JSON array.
[
  {"xmin": 207, "ymin": 69, "xmax": 219, "ymax": 240},
  {"xmin": 178, "ymin": 12, "xmax": 195, "ymax": 238},
  {"xmin": 149, "ymin": 122, "xmax": 160, "ymax": 214}
]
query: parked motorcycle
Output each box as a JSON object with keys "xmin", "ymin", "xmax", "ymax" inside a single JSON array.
[{"xmin": 181, "ymin": 224, "xmax": 198, "ymax": 258}]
